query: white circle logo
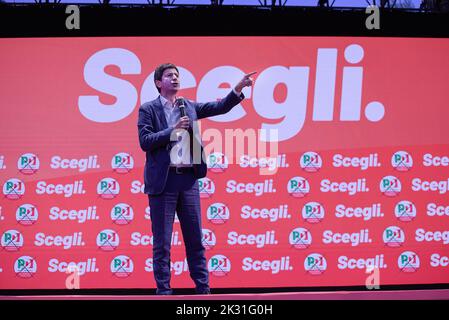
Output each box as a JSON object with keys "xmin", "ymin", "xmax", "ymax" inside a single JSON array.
[
  {"xmin": 383, "ymin": 226, "xmax": 405, "ymax": 247},
  {"xmin": 207, "ymin": 203, "xmax": 230, "ymax": 225},
  {"xmin": 198, "ymin": 177, "xmax": 215, "ymax": 199},
  {"xmin": 304, "ymin": 253, "xmax": 327, "ymax": 275},
  {"xmin": 302, "ymin": 202, "xmax": 325, "ymax": 224},
  {"xmin": 287, "ymin": 177, "xmax": 310, "ymax": 198},
  {"xmin": 394, "ymin": 201, "xmax": 416, "ymax": 222},
  {"xmin": 207, "ymin": 152, "xmax": 228, "ymax": 173},
  {"xmin": 14, "ymin": 256, "xmax": 37, "ymax": 278},
  {"xmin": 299, "ymin": 152, "xmax": 322, "ymax": 172},
  {"xmin": 391, "ymin": 151, "xmax": 413, "ymax": 172},
  {"xmin": 17, "ymin": 153, "xmax": 40, "ymax": 175},
  {"xmin": 202, "ymin": 229, "xmax": 217, "ymax": 250},
  {"xmin": 111, "ymin": 255, "xmax": 134, "ymax": 278},
  {"xmin": 289, "ymin": 228, "xmax": 312, "ymax": 249},
  {"xmin": 16, "ymin": 204, "xmax": 38, "ymax": 226},
  {"xmin": 208, "ymin": 254, "xmax": 231, "ymax": 277},
  {"xmin": 111, "ymin": 203, "xmax": 134, "ymax": 225},
  {"xmin": 398, "ymin": 251, "xmax": 420, "ymax": 273},
  {"xmin": 1, "ymin": 229, "xmax": 24, "ymax": 252},
  {"xmin": 380, "ymin": 176, "xmax": 401, "ymax": 197},
  {"xmin": 97, "ymin": 229, "xmax": 120, "ymax": 251},
  {"xmin": 97, "ymin": 178, "xmax": 120, "ymax": 199},
  {"xmin": 3, "ymin": 178, "xmax": 25, "ymax": 200},
  {"xmin": 111, "ymin": 152, "xmax": 134, "ymax": 174}
]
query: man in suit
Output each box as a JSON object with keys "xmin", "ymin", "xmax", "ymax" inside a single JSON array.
[{"xmin": 138, "ymin": 63, "xmax": 255, "ymax": 295}]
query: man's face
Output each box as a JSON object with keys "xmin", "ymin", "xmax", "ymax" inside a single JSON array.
[{"xmin": 156, "ymin": 68, "xmax": 180, "ymax": 95}]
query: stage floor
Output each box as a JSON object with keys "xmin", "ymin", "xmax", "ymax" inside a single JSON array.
[{"xmin": 1, "ymin": 289, "xmax": 448, "ymax": 300}]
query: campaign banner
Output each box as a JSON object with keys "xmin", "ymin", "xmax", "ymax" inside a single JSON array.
[{"xmin": 0, "ymin": 36, "xmax": 449, "ymax": 289}]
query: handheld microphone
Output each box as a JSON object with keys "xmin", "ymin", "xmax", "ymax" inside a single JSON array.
[{"xmin": 175, "ymin": 97, "xmax": 186, "ymax": 117}]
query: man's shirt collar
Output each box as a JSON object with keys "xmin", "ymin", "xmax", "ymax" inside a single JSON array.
[{"xmin": 159, "ymin": 95, "xmax": 174, "ymax": 109}]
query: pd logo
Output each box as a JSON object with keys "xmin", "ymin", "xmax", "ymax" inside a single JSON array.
[
  {"xmin": 17, "ymin": 153, "xmax": 40, "ymax": 175},
  {"xmin": 111, "ymin": 255, "xmax": 134, "ymax": 278},
  {"xmin": 97, "ymin": 178, "xmax": 120, "ymax": 199},
  {"xmin": 299, "ymin": 152, "xmax": 322, "ymax": 172},
  {"xmin": 202, "ymin": 229, "xmax": 217, "ymax": 250},
  {"xmin": 16, "ymin": 204, "xmax": 39, "ymax": 226},
  {"xmin": 383, "ymin": 226, "xmax": 405, "ymax": 247},
  {"xmin": 380, "ymin": 176, "xmax": 401, "ymax": 197},
  {"xmin": 207, "ymin": 152, "xmax": 228, "ymax": 173},
  {"xmin": 1, "ymin": 230, "xmax": 24, "ymax": 251},
  {"xmin": 112, "ymin": 152, "xmax": 134, "ymax": 174},
  {"xmin": 287, "ymin": 176, "xmax": 310, "ymax": 198},
  {"xmin": 97, "ymin": 229, "xmax": 120, "ymax": 251},
  {"xmin": 111, "ymin": 203, "xmax": 134, "ymax": 225},
  {"xmin": 3, "ymin": 178, "xmax": 25, "ymax": 200},
  {"xmin": 302, "ymin": 202, "xmax": 325, "ymax": 224},
  {"xmin": 289, "ymin": 227, "xmax": 312, "ymax": 249},
  {"xmin": 207, "ymin": 203, "xmax": 230, "ymax": 225},
  {"xmin": 394, "ymin": 200, "xmax": 417, "ymax": 222},
  {"xmin": 304, "ymin": 253, "xmax": 327, "ymax": 275},
  {"xmin": 14, "ymin": 256, "xmax": 37, "ymax": 278},
  {"xmin": 398, "ymin": 251, "xmax": 420, "ymax": 273},
  {"xmin": 198, "ymin": 177, "xmax": 215, "ymax": 199},
  {"xmin": 391, "ymin": 151, "xmax": 413, "ymax": 172},
  {"xmin": 208, "ymin": 254, "xmax": 231, "ymax": 276}
]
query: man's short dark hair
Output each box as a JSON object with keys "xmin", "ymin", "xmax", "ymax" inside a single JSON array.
[{"xmin": 154, "ymin": 63, "xmax": 179, "ymax": 93}]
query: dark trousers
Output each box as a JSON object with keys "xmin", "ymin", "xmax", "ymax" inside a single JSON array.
[{"xmin": 148, "ymin": 170, "xmax": 209, "ymax": 295}]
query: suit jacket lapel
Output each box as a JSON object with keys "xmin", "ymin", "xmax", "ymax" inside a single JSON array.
[{"xmin": 154, "ymin": 97, "xmax": 168, "ymax": 129}]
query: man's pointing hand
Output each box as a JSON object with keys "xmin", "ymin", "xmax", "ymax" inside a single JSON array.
[{"xmin": 234, "ymin": 71, "xmax": 257, "ymax": 95}]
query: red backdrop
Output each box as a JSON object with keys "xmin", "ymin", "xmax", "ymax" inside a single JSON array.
[{"xmin": 0, "ymin": 37, "xmax": 448, "ymax": 289}]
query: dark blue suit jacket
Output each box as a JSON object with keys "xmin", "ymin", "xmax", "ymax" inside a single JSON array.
[{"xmin": 138, "ymin": 90, "xmax": 244, "ymax": 195}]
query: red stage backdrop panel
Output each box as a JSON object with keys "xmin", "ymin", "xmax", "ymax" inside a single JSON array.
[{"xmin": 0, "ymin": 37, "xmax": 449, "ymax": 289}]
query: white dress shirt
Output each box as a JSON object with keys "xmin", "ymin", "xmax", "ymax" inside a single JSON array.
[{"xmin": 159, "ymin": 95, "xmax": 192, "ymax": 167}]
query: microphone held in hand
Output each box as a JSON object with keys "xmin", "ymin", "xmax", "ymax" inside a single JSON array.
[{"xmin": 175, "ymin": 97, "xmax": 186, "ymax": 117}]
